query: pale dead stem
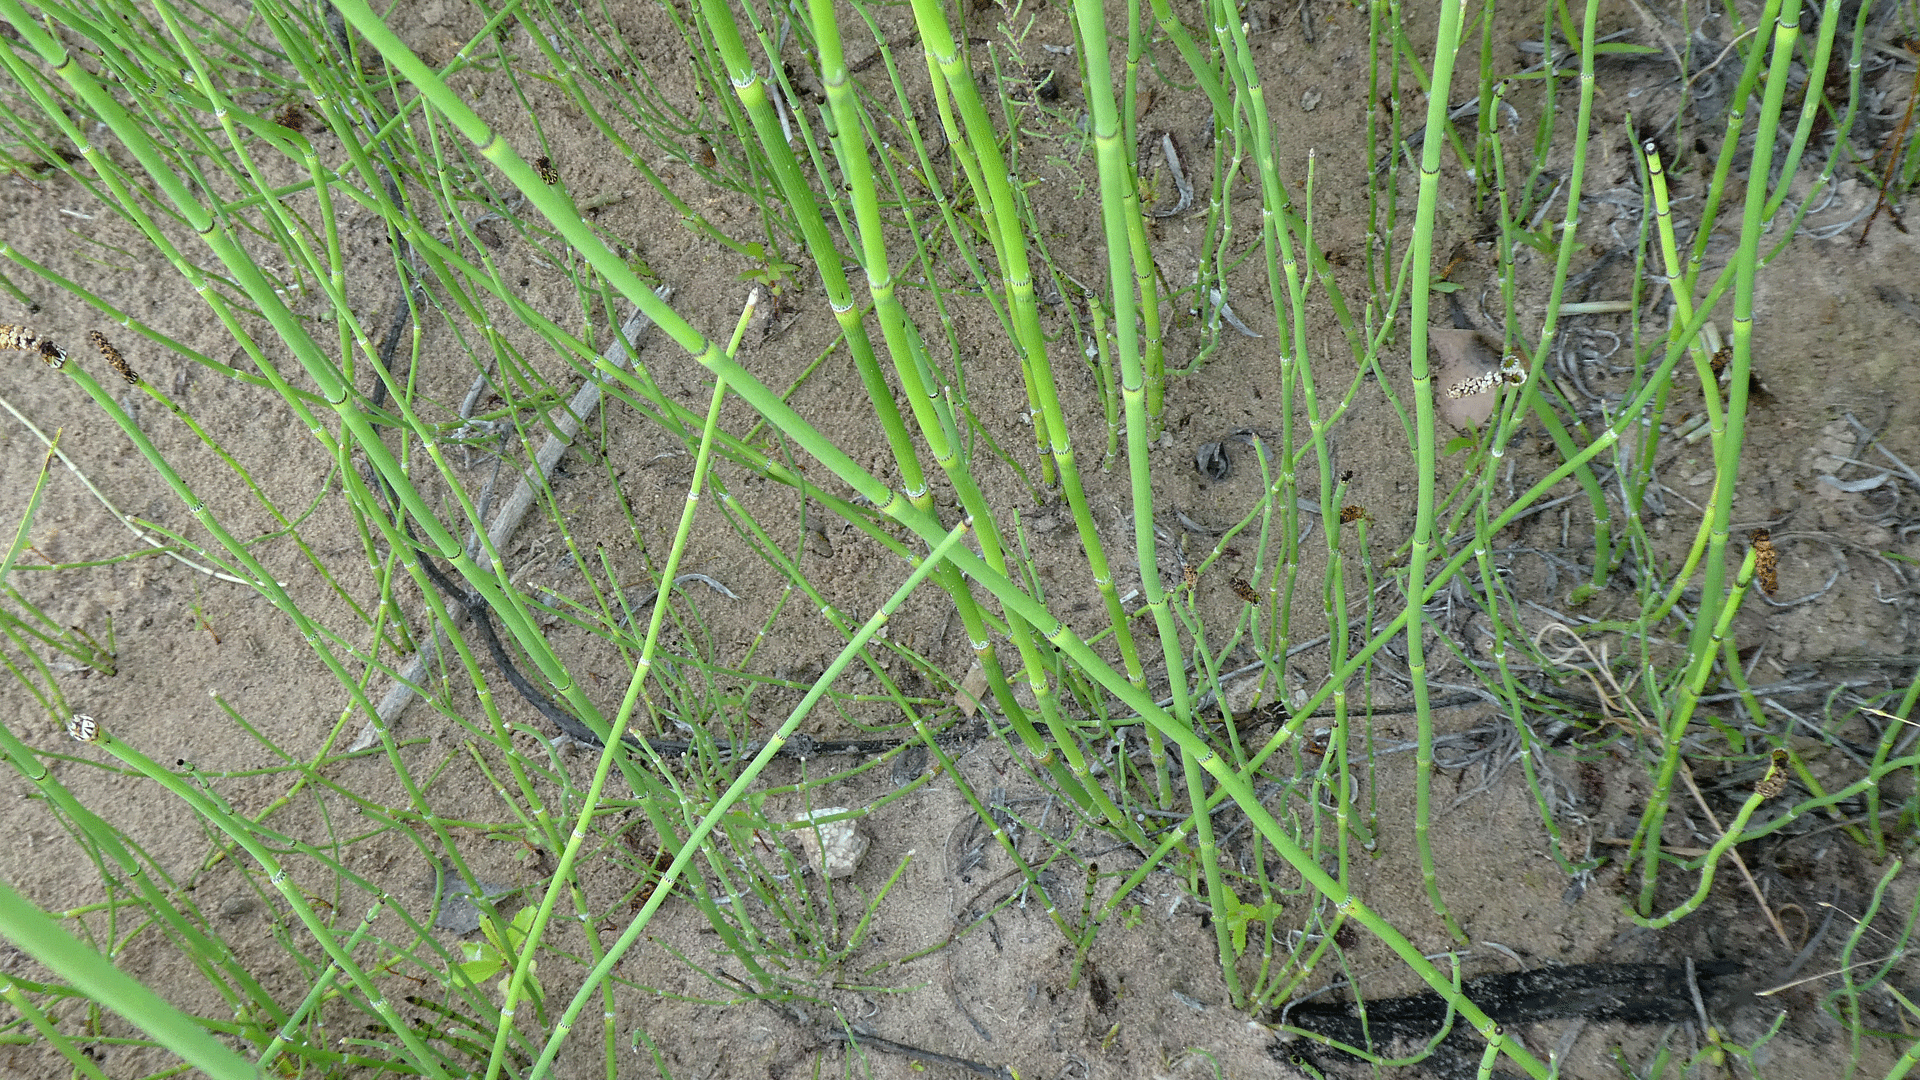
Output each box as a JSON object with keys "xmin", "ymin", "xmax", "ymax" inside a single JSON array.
[
  {"xmin": 350, "ymin": 296, "xmax": 669, "ymax": 752},
  {"xmin": 1534, "ymin": 622, "xmax": 1793, "ymax": 949}
]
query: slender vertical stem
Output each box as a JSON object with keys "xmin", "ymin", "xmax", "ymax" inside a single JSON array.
[
  {"xmin": 690, "ymin": 0, "xmax": 926, "ymax": 499},
  {"xmin": 1644, "ymin": 1, "xmax": 1802, "ymax": 915},
  {"xmin": 1075, "ymin": 0, "xmax": 1235, "ymax": 995},
  {"xmin": 1685, "ymin": 0, "xmax": 1795, "ymax": 662},
  {"xmin": 1401, "ymin": 0, "xmax": 1470, "ymax": 946},
  {"xmin": 908, "ymin": 0, "xmax": 1149, "ymax": 845}
]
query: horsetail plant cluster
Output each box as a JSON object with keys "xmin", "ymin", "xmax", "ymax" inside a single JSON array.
[{"xmin": 0, "ymin": 0, "xmax": 1914, "ymax": 1077}]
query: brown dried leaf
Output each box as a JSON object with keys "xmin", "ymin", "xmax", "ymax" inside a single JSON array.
[{"xmin": 954, "ymin": 660, "xmax": 989, "ymax": 717}]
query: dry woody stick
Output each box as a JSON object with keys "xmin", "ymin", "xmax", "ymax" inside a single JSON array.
[{"xmin": 349, "ymin": 294, "xmax": 668, "ymax": 752}]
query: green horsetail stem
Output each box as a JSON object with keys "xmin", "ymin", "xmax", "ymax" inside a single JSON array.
[
  {"xmin": 0, "ymin": 0, "xmax": 1865, "ymax": 1074},
  {"xmin": 482, "ymin": 292, "xmax": 762, "ymax": 1080},
  {"xmin": 1075, "ymin": 0, "xmax": 1236, "ymax": 995},
  {"xmin": 1397, "ymin": 0, "xmax": 1472, "ymax": 947},
  {"xmin": 0, "ymin": 878, "xmax": 258, "ymax": 1080}
]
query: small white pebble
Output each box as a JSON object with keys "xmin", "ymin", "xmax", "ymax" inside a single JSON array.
[{"xmin": 790, "ymin": 807, "xmax": 871, "ymax": 879}]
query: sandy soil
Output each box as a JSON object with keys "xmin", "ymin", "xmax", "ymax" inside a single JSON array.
[{"xmin": 2, "ymin": 2, "xmax": 1918, "ymax": 1078}]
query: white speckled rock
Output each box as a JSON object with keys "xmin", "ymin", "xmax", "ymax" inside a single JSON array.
[{"xmin": 789, "ymin": 807, "xmax": 870, "ymax": 879}]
